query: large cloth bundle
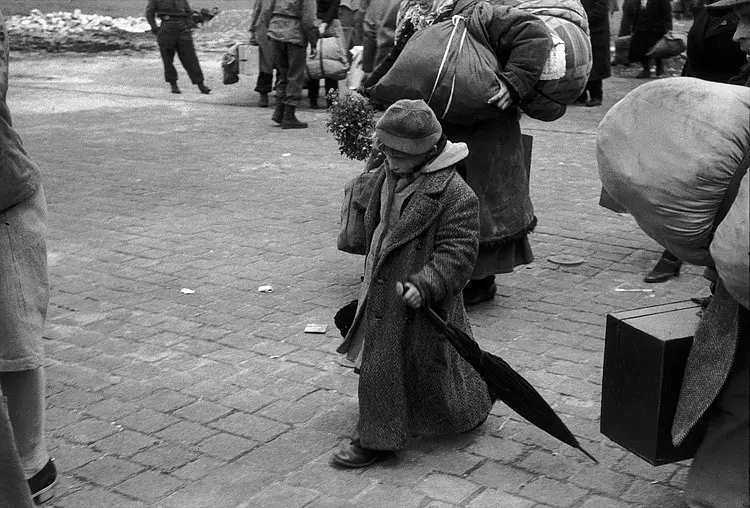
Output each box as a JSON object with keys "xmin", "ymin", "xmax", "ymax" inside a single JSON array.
[
  {"xmin": 510, "ymin": 0, "xmax": 592, "ymax": 121},
  {"xmin": 710, "ymin": 172, "xmax": 749, "ymax": 309},
  {"xmin": 597, "ymin": 77, "xmax": 750, "ymax": 266},
  {"xmin": 307, "ymin": 21, "xmax": 350, "ymax": 81},
  {"xmin": 368, "ymin": 3, "xmax": 504, "ymax": 125}
]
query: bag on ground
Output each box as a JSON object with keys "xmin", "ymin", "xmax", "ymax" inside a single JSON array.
[
  {"xmin": 222, "ymin": 44, "xmax": 240, "ymax": 85},
  {"xmin": 613, "ymin": 35, "xmax": 631, "ymax": 65},
  {"xmin": 597, "ymin": 78, "xmax": 750, "ymax": 266}
]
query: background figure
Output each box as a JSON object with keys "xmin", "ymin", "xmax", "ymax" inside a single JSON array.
[
  {"xmin": 619, "ymin": 0, "xmax": 639, "ymax": 35},
  {"xmin": 308, "ymin": 0, "xmax": 341, "ymax": 108},
  {"xmin": 146, "ymin": 0, "xmax": 211, "ymax": 94},
  {"xmin": 361, "ymin": 0, "xmax": 400, "ymax": 81},
  {"xmin": 645, "ymin": 1, "xmax": 745, "ymax": 284},
  {"xmin": 250, "ymin": 0, "xmax": 279, "ymax": 107},
  {"xmin": 263, "ymin": 0, "xmax": 319, "ymax": 128},
  {"xmin": 628, "ymin": 0, "xmax": 673, "ymax": 77},
  {"xmin": 339, "ymin": 0, "xmax": 363, "ymax": 57},
  {"xmin": 0, "ymin": 9, "xmax": 56, "ymax": 505},
  {"xmin": 579, "ymin": 0, "xmax": 612, "ymax": 106}
]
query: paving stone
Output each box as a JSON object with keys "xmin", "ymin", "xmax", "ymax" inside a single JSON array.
[
  {"xmin": 173, "ymin": 399, "xmax": 233, "ymax": 423},
  {"xmin": 58, "ymin": 418, "xmax": 120, "ymax": 445},
  {"xmin": 196, "ymin": 431, "xmax": 259, "ymax": 461},
  {"xmin": 467, "ymin": 463, "xmax": 534, "ymax": 494},
  {"xmin": 156, "ymin": 420, "xmax": 219, "ymax": 446},
  {"xmin": 138, "ymin": 388, "xmax": 196, "ymax": 412},
  {"xmin": 247, "ymin": 482, "xmax": 320, "ymax": 508},
  {"xmin": 115, "ymin": 469, "xmax": 185, "ymax": 503},
  {"xmin": 52, "ymin": 486, "xmax": 148, "ymax": 508},
  {"xmin": 415, "ymin": 473, "xmax": 482, "ymax": 504},
  {"xmin": 519, "ymin": 477, "xmax": 588, "ymax": 507},
  {"xmin": 118, "ymin": 408, "xmax": 181, "ymax": 434},
  {"xmin": 131, "ymin": 442, "xmax": 199, "ymax": 471},
  {"xmin": 75, "ymin": 455, "xmax": 144, "ymax": 487},
  {"xmin": 209, "ymin": 411, "xmax": 290, "ymax": 442},
  {"xmin": 92, "ymin": 428, "xmax": 159, "ymax": 457},
  {"xmin": 579, "ymin": 495, "xmax": 635, "ymax": 508},
  {"xmin": 467, "ymin": 489, "xmax": 535, "ymax": 508}
]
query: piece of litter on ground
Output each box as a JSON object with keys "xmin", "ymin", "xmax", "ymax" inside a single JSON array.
[
  {"xmin": 304, "ymin": 323, "xmax": 328, "ymax": 334},
  {"xmin": 548, "ymin": 255, "xmax": 585, "ymax": 266},
  {"xmin": 269, "ymin": 355, "xmax": 281, "ymax": 359},
  {"xmin": 180, "ymin": 288, "xmax": 195, "ymax": 294},
  {"xmin": 282, "ymin": 153, "xmax": 291, "ymax": 157},
  {"xmin": 258, "ymin": 285, "xmax": 274, "ymax": 293},
  {"xmin": 615, "ymin": 287, "xmax": 654, "ymax": 292}
]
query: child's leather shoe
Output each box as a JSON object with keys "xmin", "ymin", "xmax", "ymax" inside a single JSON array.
[{"xmin": 331, "ymin": 440, "xmax": 391, "ymax": 468}]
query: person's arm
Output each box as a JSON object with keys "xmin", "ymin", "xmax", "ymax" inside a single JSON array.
[
  {"xmin": 301, "ymin": 0, "xmax": 321, "ymax": 45},
  {"xmin": 408, "ymin": 178, "xmax": 480, "ymax": 307},
  {"xmin": 145, "ymin": 0, "xmax": 159, "ymax": 31},
  {"xmin": 361, "ymin": 0, "xmax": 379, "ymax": 72},
  {"xmin": 488, "ymin": 6, "xmax": 553, "ymax": 104},
  {"xmin": 662, "ymin": 0, "xmax": 673, "ymax": 32}
]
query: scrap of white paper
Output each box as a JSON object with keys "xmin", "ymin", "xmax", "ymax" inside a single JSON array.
[
  {"xmin": 180, "ymin": 288, "xmax": 195, "ymax": 294},
  {"xmin": 258, "ymin": 285, "xmax": 274, "ymax": 293}
]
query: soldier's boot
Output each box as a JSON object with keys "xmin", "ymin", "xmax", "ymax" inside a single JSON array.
[
  {"xmin": 281, "ymin": 106, "xmax": 308, "ymax": 129},
  {"xmin": 272, "ymin": 103, "xmax": 285, "ymax": 124},
  {"xmin": 169, "ymin": 81, "xmax": 181, "ymax": 94},
  {"xmin": 197, "ymin": 82, "xmax": 211, "ymax": 94}
]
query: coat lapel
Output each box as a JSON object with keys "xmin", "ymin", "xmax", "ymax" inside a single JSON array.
[{"xmin": 370, "ymin": 169, "xmax": 455, "ymax": 273}]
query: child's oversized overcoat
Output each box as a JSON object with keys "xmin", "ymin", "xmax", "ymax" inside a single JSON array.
[{"xmin": 337, "ymin": 158, "xmax": 493, "ymax": 451}]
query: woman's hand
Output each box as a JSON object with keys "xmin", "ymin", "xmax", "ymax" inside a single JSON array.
[
  {"xmin": 487, "ymin": 81, "xmax": 512, "ymax": 110},
  {"xmin": 396, "ymin": 281, "xmax": 423, "ymax": 309},
  {"xmin": 319, "ymin": 22, "xmax": 328, "ymax": 36}
]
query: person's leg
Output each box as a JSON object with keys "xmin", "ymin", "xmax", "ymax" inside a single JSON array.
[
  {"xmin": 684, "ymin": 315, "xmax": 749, "ymax": 507},
  {"xmin": 463, "ymin": 275, "xmax": 497, "ymax": 305},
  {"xmin": 282, "ymin": 43, "xmax": 309, "ymax": 128},
  {"xmin": 0, "ymin": 369, "xmax": 49, "ymax": 479},
  {"xmin": 272, "ymin": 40, "xmax": 289, "ymax": 124},
  {"xmin": 644, "ymin": 249, "xmax": 682, "ymax": 283},
  {"xmin": 157, "ymin": 29, "xmax": 179, "ymax": 91},
  {"xmin": 324, "ymin": 77, "xmax": 339, "ymax": 106},
  {"xmin": 331, "ymin": 419, "xmax": 393, "ymax": 468},
  {"xmin": 0, "ymin": 395, "xmax": 34, "ymax": 508},
  {"xmin": 637, "ymin": 58, "xmax": 651, "ymax": 78},
  {"xmin": 308, "ymin": 78, "xmax": 320, "ymax": 108},
  {"xmin": 586, "ymin": 80, "xmax": 603, "ymax": 106},
  {"xmin": 255, "ymin": 72, "xmax": 273, "ymax": 107},
  {"xmin": 175, "ymin": 28, "xmax": 209, "ymax": 92},
  {"xmin": 655, "ymin": 58, "xmax": 664, "ymax": 76}
]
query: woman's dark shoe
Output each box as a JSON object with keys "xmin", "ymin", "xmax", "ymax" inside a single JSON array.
[
  {"xmin": 28, "ymin": 458, "xmax": 57, "ymax": 504},
  {"xmin": 169, "ymin": 82, "xmax": 181, "ymax": 94},
  {"xmin": 463, "ymin": 276, "xmax": 497, "ymax": 305},
  {"xmin": 586, "ymin": 98, "xmax": 602, "ymax": 107},
  {"xmin": 197, "ymin": 82, "xmax": 211, "ymax": 94},
  {"xmin": 258, "ymin": 92, "xmax": 269, "ymax": 107},
  {"xmin": 644, "ymin": 256, "xmax": 682, "ymax": 283},
  {"xmin": 331, "ymin": 440, "xmax": 391, "ymax": 468}
]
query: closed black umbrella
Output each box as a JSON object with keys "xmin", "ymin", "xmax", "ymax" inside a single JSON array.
[{"xmin": 424, "ymin": 307, "xmax": 598, "ymax": 464}]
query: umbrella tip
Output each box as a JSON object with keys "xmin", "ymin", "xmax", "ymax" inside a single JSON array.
[{"xmin": 578, "ymin": 446, "xmax": 599, "ymax": 465}]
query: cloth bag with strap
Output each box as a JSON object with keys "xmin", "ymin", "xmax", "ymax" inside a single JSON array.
[
  {"xmin": 307, "ymin": 19, "xmax": 350, "ymax": 81},
  {"xmin": 337, "ymin": 151, "xmax": 385, "ymax": 255}
]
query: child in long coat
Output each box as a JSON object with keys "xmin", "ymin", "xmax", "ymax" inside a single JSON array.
[{"xmin": 334, "ymin": 99, "xmax": 493, "ymax": 468}]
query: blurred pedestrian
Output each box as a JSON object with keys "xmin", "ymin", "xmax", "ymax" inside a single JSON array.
[
  {"xmin": 644, "ymin": 1, "xmax": 746, "ymax": 284},
  {"xmin": 308, "ymin": 0, "xmax": 341, "ymax": 108},
  {"xmin": 361, "ymin": 0, "xmax": 400, "ymax": 81},
  {"xmin": 146, "ymin": 0, "xmax": 211, "ymax": 94},
  {"xmin": 250, "ymin": 0, "xmax": 279, "ymax": 107},
  {"xmin": 578, "ymin": 0, "xmax": 612, "ymax": 106},
  {"xmin": 0, "ymin": 9, "xmax": 56, "ymax": 505},
  {"xmin": 333, "ymin": 99, "xmax": 492, "ymax": 468},
  {"xmin": 628, "ymin": 0, "xmax": 673, "ymax": 77},
  {"xmin": 261, "ymin": 0, "xmax": 319, "ymax": 128}
]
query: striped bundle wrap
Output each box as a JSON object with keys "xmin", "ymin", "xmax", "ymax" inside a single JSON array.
[{"xmin": 504, "ymin": 0, "xmax": 592, "ymax": 120}]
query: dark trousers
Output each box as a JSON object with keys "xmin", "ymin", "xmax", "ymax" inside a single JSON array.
[
  {"xmin": 272, "ymin": 40, "xmax": 308, "ymax": 107},
  {"xmin": 585, "ymin": 79, "xmax": 603, "ymax": 101},
  {"xmin": 255, "ymin": 71, "xmax": 276, "ymax": 94},
  {"xmin": 307, "ymin": 77, "xmax": 339, "ymax": 101},
  {"xmin": 157, "ymin": 21, "xmax": 204, "ymax": 84}
]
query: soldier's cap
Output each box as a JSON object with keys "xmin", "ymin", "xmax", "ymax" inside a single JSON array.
[{"xmin": 708, "ymin": 0, "xmax": 750, "ymax": 10}]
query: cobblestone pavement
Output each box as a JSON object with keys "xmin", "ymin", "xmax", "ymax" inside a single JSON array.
[{"xmin": 7, "ymin": 50, "xmax": 706, "ymax": 508}]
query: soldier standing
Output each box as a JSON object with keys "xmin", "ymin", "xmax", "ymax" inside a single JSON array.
[{"xmin": 146, "ymin": 0, "xmax": 211, "ymax": 94}]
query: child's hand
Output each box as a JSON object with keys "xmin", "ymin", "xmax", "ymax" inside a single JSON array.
[{"xmin": 396, "ymin": 281, "xmax": 423, "ymax": 309}]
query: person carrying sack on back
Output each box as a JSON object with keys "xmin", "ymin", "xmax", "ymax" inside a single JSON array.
[
  {"xmin": 146, "ymin": 0, "xmax": 211, "ymax": 94},
  {"xmin": 333, "ymin": 99, "xmax": 492, "ymax": 468}
]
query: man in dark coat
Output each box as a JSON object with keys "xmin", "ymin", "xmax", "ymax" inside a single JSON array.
[
  {"xmin": 146, "ymin": 0, "xmax": 211, "ymax": 94},
  {"xmin": 578, "ymin": 0, "xmax": 611, "ymax": 106},
  {"xmin": 628, "ymin": 0, "xmax": 672, "ymax": 77}
]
